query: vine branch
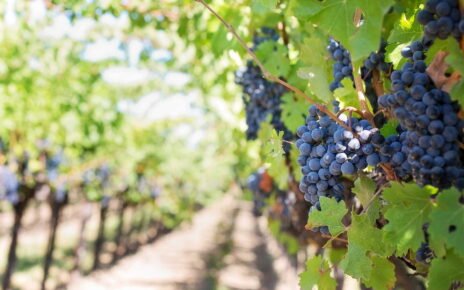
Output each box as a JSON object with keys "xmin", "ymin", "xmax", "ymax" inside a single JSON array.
[
  {"xmin": 195, "ymin": 0, "xmax": 352, "ymax": 131},
  {"xmin": 352, "ymin": 8, "xmax": 375, "ymax": 125}
]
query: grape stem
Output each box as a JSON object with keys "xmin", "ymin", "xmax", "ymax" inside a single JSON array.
[
  {"xmin": 336, "ymin": 106, "xmax": 363, "ymax": 117},
  {"xmin": 360, "ymin": 184, "xmax": 384, "ymax": 215},
  {"xmin": 278, "ymin": 20, "xmax": 289, "ymax": 47},
  {"xmin": 321, "ymin": 233, "xmax": 348, "ymax": 245},
  {"xmin": 281, "ymin": 139, "xmax": 294, "ymax": 145},
  {"xmin": 352, "ymin": 8, "xmax": 376, "ymax": 126},
  {"xmin": 195, "ymin": 0, "xmax": 353, "ymax": 131},
  {"xmin": 372, "ymin": 69, "xmax": 385, "ymax": 96}
]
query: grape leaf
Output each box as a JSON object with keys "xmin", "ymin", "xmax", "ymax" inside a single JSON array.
[
  {"xmin": 428, "ymin": 251, "xmax": 464, "ymax": 290},
  {"xmin": 349, "ymin": 213, "xmax": 392, "ymax": 257},
  {"xmin": 289, "ymin": 0, "xmax": 322, "ymax": 20},
  {"xmin": 306, "ymin": 0, "xmax": 393, "ymax": 61},
  {"xmin": 211, "ymin": 26, "xmax": 230, "ymax": 57},
  {"xmin": 307, "ymin": 196, "xmax": 347, "ymax": 235},
  {"xmin": 380, "ymin": 120, "xmax": 399, "ymax": 137},
  {"xmin": 290, "ymin": 145, "xmax": 303, "ymax": 181},
  {"xmin": 385, "ymin": 42, "xmax": 409, "ymax": 69},
  {"xmin": 259, "ymin": 123, "xmax": 285, "ymax": 160},
  {"xmin": 328, "ymin": 248, "xmax": 347, "ymax": 265},
  {"xmin": 429, "ymin": 189, "xmax": 464, "ymax": 257},
  {"xmin": 352, "ymin": 176, "xmax": 376, "ymax": 208},
  {"xmin": 387, "ymin": 12, "xmax": 422, "ymax": 44},
  {"xmin": 255, "ymin": 41, "xmax": 290, "ymax": 77},
  {"xmin": 340, "ymin": 243, "xmax": 372, "ymax": 281},
  {"xmin": 382, "ymin": 183, "xmax": 433, "ymax": 256},
  {"xmin": 425, "ymin": 38, "xmax": 464, "ymax": 74},
  {"xmin": 299, "ymin": 255, "xmax": 336, "ymax": 290},
  {"xmin": 298, "ymin": 27, "xmax": 333, "ymax": 103},
  {"xmin": 251, "ymin": 0, "xmax": 277, "ymax": 14},
  {"xmin": 333, "ymin": 79, "xmax": 358, "ymax": 108},
  {"xmin": 450, "ymin": 79, "xmax": 464, "ymax": 107},
  {"xmin": 349, "ymin": 0, "xmax": 394, "ymax": 62},
  {"xmin": 281, "ymin": 93, "xmax": 307, "ymax": 132},
  {"xmin": 259, "ymin": 123, "xmax": 288, "ymax": 188},
  {"xmin": 363, "ymin": 256, "xmax": 396, "ymax": 290},
  {"xmin": 352, "ymin": 176, "xmax": 379, "ymax": 222}
]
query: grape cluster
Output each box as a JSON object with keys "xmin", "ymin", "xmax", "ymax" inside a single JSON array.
[
  {"xmin": 327, "ymin": 39, "xmax": 353, "ymax": 91},
  {"xmin": 247, "ymin": 170, "xmax": 270, "ymax": 216},
  {"xmin": 236, "ymin": 61, "xmax": 288, "ymax": 140},
  {"xmin": 253, "ymin": 27, "xmax": 280, "ymax": 47},
  {"xmin": 417, "ymin": 0, "xmax": 463, "ymax": 40},
  {"xmin": 328, "ymin": 39, "xmax": 392, "ymax": 94},
  {"xmin": 0, "ymin": 165, "xmax": 19, "ymax": 205},
  {"xmin": 362, "ymin": 41, "xmax": 392, "ymax": 77},
  {"xmin": 416, "ymin": 242, "xmax": 434, "ymax": 263},
  {"xmin": 376, "ymin": 133, "xmax": 413, "ymax": 181},
  {"xmin": 296, "ymin": 105, "xmax": 383, "ymax": 233},
  {"xmin": 378, "ymin": 40, "xmax": 464, "ymax": 188},
  {"xmin": 235, "ymin": 29, "xmax": 293, "ymax": 149}
]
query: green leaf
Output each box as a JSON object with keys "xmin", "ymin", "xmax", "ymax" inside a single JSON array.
[
  {"xmin": 328, "ymin": 248, "xmax": 347, "ymax": 265},
  {"xmin": 340, "ymin": 243, "xmax": 372, "ymax": 280},
  {"xmin": 425, "ymin": 38, "xmax": 464, "ymax": 74},
  {"xmin": 429, "ymin": 189, "xmax": 464, "ymax": 257},
  {"xmin": 352, "ymin": 176, "xmax": 379, "ymax": 222},
  {"xmin": 255, "ymin": 41, "xmax": 290, "ymax": 77},
  {"xmin": 289, "ymin": 0, "xmax": 323, "ymax": 20},
  {"xmin": 382, "ymin": 183, "xmax": 433, "ymax": 256},
  {"xmin": 349, "ymin": 214, "xmax": 392, "ymax": 256},
  {"xmin": 298, "ymin": 27, "xmax": 333, "ymax": 103},
  {"xmin": 352, "ymin": 176, "xmax": 377, "ymax": 208},
  {"xmin": 307, "ymin": 196, "xmax": 348, "ymax": 235},
  {"xmin": 380, "ymin": 120, "xmax": 399, "ymax": 137},
  {"xmin": 251, "ymin": 0, "xmax": 278, "ymax": 14},
  {"xmin": 211, "ymin": 26, "xmax": 230, "ymax": 57},
  {"xmin": 363, "ymin": 256, "xmax": 396, "ymax": 290},
  {"xmin": 385, "ymin": 42, "xmax": 409, "ymax": 69},
  {"xmin": 299, "ymin": 256, "xmax": 336, "ymax": 290},
  {"xmin": 450, "ymin": 79, "xmax": 464, "ymax": 107},
  {"xmin": 281, "ymin": 93, "xmax": 307, "ymax": 132},
  {"xmin": 349, "ymin": 0, "xmax": 394, "ymax": 62},
  {"xmin": 304, "ymin": 0, "xmax": 393, "ymax": 61},
  {"xmin": 259, "ymin": 123, "xmax": 288, "ymax": 188},
  {"xmin": 387, "ymin": 12, "xmax": 422, "ymax": 44},
  {"xmin": 333, "ymin": 78, "xmax": 358, "ymax": 108},
  {"xmin": 428, "ymin": 251, "xmax": 464, "ymax": 290}
]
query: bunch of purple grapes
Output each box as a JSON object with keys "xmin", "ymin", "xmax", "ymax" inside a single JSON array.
[
  {"xmin": 378, "ymin": 39, "xmax": 464, "ymax": 189},
  {"xmin": 327, "ymin": 39, "xmax": 353, "ymax": 91},
  {"xmin": 247, "ymin": 170, "xmax": 269, "ymax": 216},
  {"xmin": 296, "ymin": 104, "xmax": 384, "ymax": 234},
  {"xmin": 417, "ymin": 0, "xmax": 463, "ymax": 40},
  {"xmin": 235, "ymin": 28, "xmax": 294, "ymax": 150}
]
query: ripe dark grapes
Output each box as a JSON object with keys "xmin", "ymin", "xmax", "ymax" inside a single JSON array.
[
  {"xmin": 235, "ymin": 28, "xmax": 294, "ymax": 150},
  {"xmin": 247, "ymin": 169, "xmax": 273, "ymax": 216},
  {"xmin": 418, "ymin": 0, "xmax": 462, "ymax": 40},
  {"xmin": 327, "ymin": 39, "xmax": 353, "ymax": 91},
  {"xmin": 296, "ymin": 105, "xmax": 384, "ymax": 233},
  {"xmin": 378, "ymin": 40, "xmax": 464, "ymax": 189}
]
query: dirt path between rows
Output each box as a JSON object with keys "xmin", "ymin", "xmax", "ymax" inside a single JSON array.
[{"xmin": 67, "ymin": 196, "xmax": 299, "ymax": 290}]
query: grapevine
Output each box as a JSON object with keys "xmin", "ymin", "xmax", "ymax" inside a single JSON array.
[{"xmin": 0, "ymin": 1, "xmax": 463, "ymax": 290}]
